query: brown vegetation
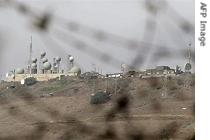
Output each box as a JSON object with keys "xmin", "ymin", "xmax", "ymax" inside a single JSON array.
[{"xmin": 0, "ymin": 74, "xmax": 194, "ymax": 140}]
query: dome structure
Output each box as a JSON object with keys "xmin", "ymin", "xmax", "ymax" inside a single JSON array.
[
  {"xmin": 185, "ymin": 63, "xmax": 192, "ymax": 71},
  {"xmin": 55, "ymin": 56, "xmax": 61, "ymax": 62},
  {"xmin": 43, "ymin": 62, "xmax": 52, "ymax": 70},
  {"xmin": 41, "ymin": 51, "xmax": 46, "ymax": 57},
  {"xmin": 16, "ymin": 68, "xmax": 24, "ymax": 74},
  {"xmin": 42, "ymin": 57, "xmax": 48, "ymax": 63},
  {"xmin": 32, "ymin": 58, "xmax": 37, "ymax": 63},
  {"xmin": 31, "ymin": 63, "xmax": 37, "ymax": 69},
  {"xmin": 121, "ymin": 63, "xmax": 130, "ymax": 73},
  {"xmin": 69, "ymin": 66, "xmax": 81, "ymax": 76}
]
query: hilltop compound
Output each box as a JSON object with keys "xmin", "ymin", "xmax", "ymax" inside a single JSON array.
[{"xmin": 5, "ymin": 40, "xmax": 192, "ymax": 83}]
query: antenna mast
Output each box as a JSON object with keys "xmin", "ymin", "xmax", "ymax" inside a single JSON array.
[
  {"xmin": 188, "ymin": 42, "xmax": 191, "ymax": 64},
  {"xmin": 28, "ymin": 36, "xmax": 32, "ymax": 75},
  {"xmin": 184, "ymin": 41, "xmax": 192, "ymax": 73}
]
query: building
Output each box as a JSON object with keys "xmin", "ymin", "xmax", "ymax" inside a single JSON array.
[
  {"xmin": 143, "ymin": 66, "xmax": 175, "ymax": 78},
  {"xmin": 106, "ymin": 73, "xmax": 123, "ymax": 78}
]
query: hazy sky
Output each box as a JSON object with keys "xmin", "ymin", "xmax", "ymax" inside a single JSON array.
[{"xmin": 0, "ymin": 0, "xmax": 194, "ymax": 77}]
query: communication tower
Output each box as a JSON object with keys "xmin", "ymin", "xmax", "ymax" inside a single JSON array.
[
  {"xmin": 185, "ymin": 42, "xmax": 192, "ymax": 72},
  {"xmin": 67, "ymin": 55, "xmax": 74, "ymax": 71},
  {"xmin": 28, "ymin": 36, "xmax": 33, "ymax": 75}
]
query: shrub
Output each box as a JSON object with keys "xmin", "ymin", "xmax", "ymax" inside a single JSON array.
[
  {"xmin": 90, "ymin": 91, "xmax": 111, "ymax": 104},
  {"xmin": 167, "ymin": 80, "xmax": 178, "ymax": 90},
  {"xmin": 177, "ymin": 79, "xmax": 184, "ymax": 86},
  {"xmin": 25, "ymin": 77, "xmax": 37, "ymax": 86},
  {"xmin": 146, "ymin": 77, "xmax": 162, "ymax": 89}
]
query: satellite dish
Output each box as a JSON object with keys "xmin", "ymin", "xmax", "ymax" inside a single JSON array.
[
  {"xmin": 32, "ymin": 58, "xmax": 37, "ymax": 63},
  {"xmin": 185, "ymin": 63, "xmax": 192, "ymax": 71},
  {"xmin": 55, "ymin": 56, "xmax": 61, "ymax": 62},
  {"xmin": 40, "ymin": 51, "xmax": 46, "ymax": 57},
  {"xmin": 68, "ymin": 55, "xmax": 74, "ymax": 62}
]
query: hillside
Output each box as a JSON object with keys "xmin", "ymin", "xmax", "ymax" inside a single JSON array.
[{"xmin": 0, "ymin": 74, "xmax": 195, "ymax": 140}]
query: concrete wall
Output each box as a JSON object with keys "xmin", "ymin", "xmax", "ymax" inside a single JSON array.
[
  {"xmin": 6, "ymin": 74, "xmax": 63, "ymax": 82},
  {"xmin": 6, "ymin": 72, "xmax": 81, "ymax": 82}
]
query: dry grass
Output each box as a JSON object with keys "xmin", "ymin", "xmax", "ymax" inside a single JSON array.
[{"xmin": 0, "ymin": 75, "xmax": 194, "ymax": 140}]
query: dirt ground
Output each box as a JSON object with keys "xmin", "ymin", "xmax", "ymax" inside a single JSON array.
[{"xmin": 0, "ymin": 75, "xmax": 194, "ymax": 140}]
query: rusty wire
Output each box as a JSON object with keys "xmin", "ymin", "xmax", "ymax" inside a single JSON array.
[{"xmin": 0, "ymin": 0, "xmax": 194, "ymax": 140}]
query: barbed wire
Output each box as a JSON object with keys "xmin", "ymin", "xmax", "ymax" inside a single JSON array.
[
  {"xmin": 0, "ymin": 0, "xmax": 194, "ymax": 139},
  {"xmin": 0, "ymin": 0, "xmax": 194, "ymax": 70}
]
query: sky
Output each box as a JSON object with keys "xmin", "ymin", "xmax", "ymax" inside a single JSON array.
[{"xmin": 0, "ymin": 0, "xmax": 194, "ymax": 78}]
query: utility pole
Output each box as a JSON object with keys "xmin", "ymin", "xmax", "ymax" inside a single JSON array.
[
  {"xmin": 114, "ymin": 78, "xmax": 117, "ymax": 95},
  {"xmin": 13, "ymin": 69, "xmax": 16, "ymax": 87},
  {"xmin": 184, "ymin": 41, "xmax": 192, "ymax": 73},
  {"xmin": 106, "ymin": 77, "xmax": 108, "ymax": 92},
  {"xmin": 92, "ymin": 63, "xmax": 96, "ymax": 72},
  {"xmin": 184, "ymin": 41, "xmax": 192, "ymax": 87},
  {"xmin": 0, "ymin": 74, "xmax": 2, "ymax": 85}
]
